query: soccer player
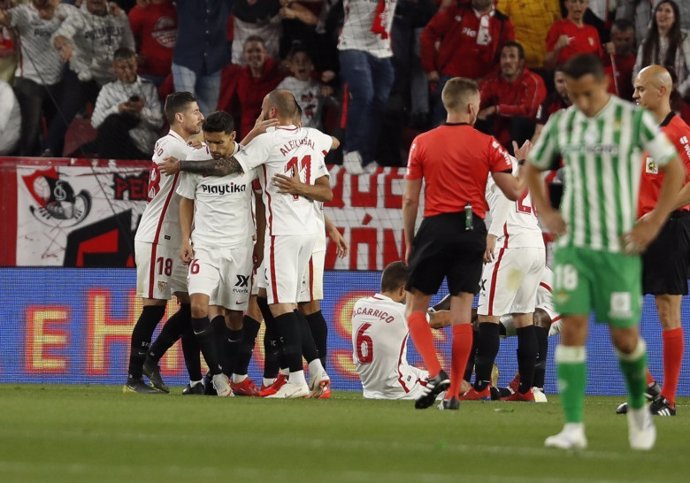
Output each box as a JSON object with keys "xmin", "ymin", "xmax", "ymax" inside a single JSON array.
[
  {"xmin": 125, "ymin": 91, "xmax": 203, "ymax": 394},
  {"xmin": 464, "ymin": 141, "xmax": 546, "ymax": 402},
  {"xmin": 618, "ymin": 64, "xmax": 690, "ymax": 416},
  {"xmin": 352, "ymin": 262, "xmax": 436, "ymax": 400},
  {"xmin": 163, "ymin": 90, "xmax": 334, "ymax": 398},
  {"xmin": 526, "ymin": 54, "xmax": 684, "ymax": 451},
  {"xmin": 430, "ymin": 267, "xmax": 559, "ymax": 401},
  {"xmin": 403, "ymin": 77, "xmax": 526, "ymax": 410},
  {"xmin": 176, "ymin": 111, "xmax": 261, "ymax": 397}
]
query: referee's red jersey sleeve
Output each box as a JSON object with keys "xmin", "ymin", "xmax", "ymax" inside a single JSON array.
[
  {"xmin": 487, "ymin": 138, "xmax": 513, "ymax": 173},
  {"xmin": 406, "ymin": 138, "xmax": 423, "ymax": 180}
]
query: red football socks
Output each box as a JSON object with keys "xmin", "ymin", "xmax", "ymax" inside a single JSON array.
[
  {"xmin": 407, "ymin": 311, "xmax": 441, "ymax": 377},
  {"xmin": 448, "ymin": 324, "xmax": 473, "ymax": 399},
  {"xmin": 661, "ymin": 327, "xmax": 684, "ymax": 404}
]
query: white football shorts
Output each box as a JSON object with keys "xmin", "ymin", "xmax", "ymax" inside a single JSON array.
[
  {"xmin": 298, "ymin": 232, "xmax": 326, "ymax": 303},
  {"xmin": 135, "ymin": 241, "xmax": 187, "ymax": 300},
  {"xmin": 187, "ymin": 242, "xmax": 253, "ymax": 311},
  {"xmin": 477, "ymin": 247, "xmax": 546, "ymax": 316},
  {"xmin": 264, "ymin": 233, "xmax": 318, "ymax": 305}
]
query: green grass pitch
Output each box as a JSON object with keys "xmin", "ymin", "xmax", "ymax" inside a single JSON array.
[{"xmin": 0, "ymin": 385, "xmax": 688, "ymax": 483}]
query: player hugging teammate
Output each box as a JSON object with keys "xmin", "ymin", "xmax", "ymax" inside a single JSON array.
[{"xmin": 126, "ymin": 89, "xmax": 346, "ymax": 398}]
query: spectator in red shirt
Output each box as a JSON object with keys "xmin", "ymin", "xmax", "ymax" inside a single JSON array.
[
  {"xmin": 478, "ymin": 41, "xmax": 547, "ymax": 149},
  {"xmin": 545, "ymin": 0, "xmax": 602, "ymax": 69},
  {"xmin": 604, "ymin": 18, "xmax": 636, "ymax": 101},
  {"xmin": 421, "ymin": 0, "xmax": 514, "ymax": 126},
  {"xmin": 128, "ymin": 0, "xmax": 176, "ymax": 87},
  {"xmin": 402, "ymin": 77, "xmax": 525, "ymax": 410},
  {"xmin": 218, "ymin": 36, "xmax": 284, "ymax": 138}
]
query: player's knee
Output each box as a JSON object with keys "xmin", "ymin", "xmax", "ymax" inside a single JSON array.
[
  {"xmin": 533, "ymin": 309, "xmax": 551, "ymax": 330},
  {"xmin": 612, "ymin": 331, "xmax": 639, "ymax": 354},
  {"xmin": 190, "ymin": 301, "xmax": 208, "ymax": 319}
]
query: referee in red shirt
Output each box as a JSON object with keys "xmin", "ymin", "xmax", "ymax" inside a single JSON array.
[
  {"xmin": 628, "ymin": 65, "xmax": 690, "ymax": 416},
  {"xmin": 403, "ymin": 77, "xmax": 526, "ymax": 409}
]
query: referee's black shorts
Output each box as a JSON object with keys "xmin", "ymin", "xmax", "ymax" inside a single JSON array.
[
  {"xmin": 406, "ymin": 212, "xmax": 486, "ymax": 296},
  {"xmin": 642, "ymin": 210, "xmax": 690, "ymax": 295}
]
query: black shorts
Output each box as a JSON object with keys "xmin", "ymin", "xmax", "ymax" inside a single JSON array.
[
  {"xmin": 406, "ymin": 212, "xmax": 486, "ymax": 296},
  {"xmin": 642, "ymin": 211, "xmax": 690, "ymax": 295}
]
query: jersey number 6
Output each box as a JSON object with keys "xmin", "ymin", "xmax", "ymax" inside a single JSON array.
[{"xmin": 355, "ymin": 323, "xmax": 374, "ymax": 364}]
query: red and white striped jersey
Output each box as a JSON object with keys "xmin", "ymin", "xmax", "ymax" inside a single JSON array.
[
  {"xmin": 351, "ymin": 294, "xmax": 427, "ymax": 400},
  {"xmin": 485, "ymin": 156, "xmax": 544, "ymax": 248},
  {"xmin": 134, "ymin": 130, "xmax": 196, "ymax": 247},
  {"xmin": 234, "ymin": 125, "xmax": 331, "ymax": 236}
]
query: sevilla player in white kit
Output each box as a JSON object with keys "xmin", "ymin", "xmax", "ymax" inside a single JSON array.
[
  {"xmin": 465, "ymin": 148, "xmax": 546, "ymax": 402},
  {"xmin": 165, "ymin": 90, "xmax": 334, "ymax": 398},
  {"xmin": 352, "ymin": 262, "xmax": 431, "ymax": 399},
  {"xmin": 125, "ymin": 92, "xmax": 204, "ymax": 394},
  {"xmin": 176, "ymin": 111, "xmax": 261, "ymax": 397}
]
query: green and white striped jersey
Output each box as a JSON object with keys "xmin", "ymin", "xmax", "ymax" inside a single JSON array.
[{"xmin": 529, "ymin": 96, "xmax": 677, "ymax": 253}]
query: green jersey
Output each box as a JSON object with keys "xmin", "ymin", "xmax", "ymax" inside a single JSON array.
[{"xmin": 529, "ymin": 96, "xmax": 677, "ymax": 253}]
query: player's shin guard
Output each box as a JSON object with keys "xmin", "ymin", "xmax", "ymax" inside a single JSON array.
[
  {"xmin": 274, "ymin": 312, "xmax": 303, "ymax": 374},
  {"xmin": 263, "ymin": 321, "xmax": 280, "ymax": 379},
  {"xmin": 306, "ymin": 311, "xmax": 328, "ymax": 369},
  {"xmin": 516, "ymin": 325, "xmax": 538, "ymax": 393},
  {"xmin": 617, "ymin": 339, "xmax": 648, "ymax": 411},
  {"xmin": 555, "ymin": 345, "xmax": 587, "ymax": 423},
  {"xmin": 408, "ymin": 311, "xmax": 441, "ymax": 377},
  {"xmin": 297, "ymin": 311, "xmax": 320, "ymax": 363},
  {"xmin": 474, "ymin": 322, "xmax": 500, "ymax": 390},
  {"xmin": 464, "ymin": 325, "xmax": 479, "ymax": 383},
  {"xmin": 449, "ymin": 324, "xmax": 473, "ymax": 399},
  {"xmin": 128, "ymin": 305, "xmax": 166, "ymax": 379},
  {"xmin": 661, "ymin": 327, "xmax": 684, "ymax": 404},
  {"xmin": 192, "ymin": 316, "xmax": 222, "ymax": 375},
  {"xmin": 235, "ymin": 316, "xmax": 260, "ymax": 376},
  {"xmin": 534, "ymin": 325, "xmax": 549, "ymax": 389},
  {"xmin": 211, "ymin": 316, "xmax": 235, "ymax": 377},
  {"xmin": 147, "ymin": 303, "xmax": 191, "ymax": 363},
  {"xmin": 181, "ymin": 325, "xmax": 202, "ymax": 381}
]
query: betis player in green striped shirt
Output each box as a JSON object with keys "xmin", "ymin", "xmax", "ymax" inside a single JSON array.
[{"xmin": 526, "ymin": 55, "xmax": 684, "ymax": 451}]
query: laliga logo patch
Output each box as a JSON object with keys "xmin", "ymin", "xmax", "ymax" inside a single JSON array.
[
  {"xmin": 22, "ymin": 168, "xmax": 92, "ymax": 227},
  {"xmin": 589, "ymin": 37, "xmax": 594, "ymax": 46}
]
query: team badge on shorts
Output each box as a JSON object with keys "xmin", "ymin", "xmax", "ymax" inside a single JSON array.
[
  {"xmin": 158, "ymin": 280, "xmax": 168, "ymax": 291},
  {"xmin": 609, "ymin": 292, "xmax": 632, "ymax": 319}
]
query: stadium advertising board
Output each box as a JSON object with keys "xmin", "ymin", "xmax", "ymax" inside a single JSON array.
[{"xmin": 1, "ymin": 268, "xmax": 688, "ymax": 396}]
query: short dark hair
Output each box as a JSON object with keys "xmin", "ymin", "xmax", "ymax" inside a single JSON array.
[
  {"xmin": 202, "ymin": 111, "xmax": 235, "ymax": 134},
  {"xmin": 502, "ymin": 40, "xmax": 525, "ymax": 60},
  {"xmin": 113, "ymin": 47, "xmax": 136, "ymax": 61},
  {"xmin": 164, "ymin": 91, "xmax": 196, "ymax": 125},
  {"xmin": 563, "ymin": 54, "xmax": 605, "ymax": 80},
  {"xmin": 612, "ymin": 18, "xmax": 634, "ymax": 32},
  {"xmin": 287, "ymin": 42, "xmax": 312, "ymax": 61},
  {"xmin": 244, "ymin": 35, "xmax": 266, "ymax": 48},
  {"xmin": 380, "ymin": 261, "xmax": 408, "ymax": 293}
]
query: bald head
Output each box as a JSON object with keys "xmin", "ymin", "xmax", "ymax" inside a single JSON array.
[
  {"xmin": 264, "ymin": 90, "xmax": 299, "ymax": 122},
  {"xmin": 633, "ymin": 65, "xmax": 673, "ymax": 116}
]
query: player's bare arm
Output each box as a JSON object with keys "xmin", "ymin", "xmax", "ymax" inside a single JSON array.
[
  {"xmin": 524, "ymin": 163, "xmax": 566, "ymax": 236},
  {"xmin": 240, "ymin": 117, "xmax": 279, "ymax": 146},
  {"xmin": 179, "ymin": 196, "xmax": 195, "ymax": 264},
  {"xmin": 402, "ymin": 178, "xmax": 422, "ymax": 264},
  {"xmin": 253, "ymin": 192, "xmax": 266, "ymax": 269},
  {"xmin": 625, "ymin": 155, "xmax": 684, "ymax": 253},
  {"xmin": 273, "ymin": 173, "xmax": 333, "ymax": 202},
  {"xmin": 325, "ymin": 214, "xmax": 348, "ymax": 258},
  {"xmin": 182, "ymin": 157, "xmax": 245, "ymax": 177},
  {"xmin": 671, "ymin": 178, "xmax": 690, "ymax": 211}
]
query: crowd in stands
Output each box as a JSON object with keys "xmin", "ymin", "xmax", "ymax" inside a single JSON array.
[{"xmin": 0, "ymin": 0, "xmax": 690, "ymax": 171}]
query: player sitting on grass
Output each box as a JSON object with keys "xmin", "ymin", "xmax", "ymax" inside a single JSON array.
[{"xmin": 352, "ymin": 261, "xmax": 451, "ymax": 400}]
